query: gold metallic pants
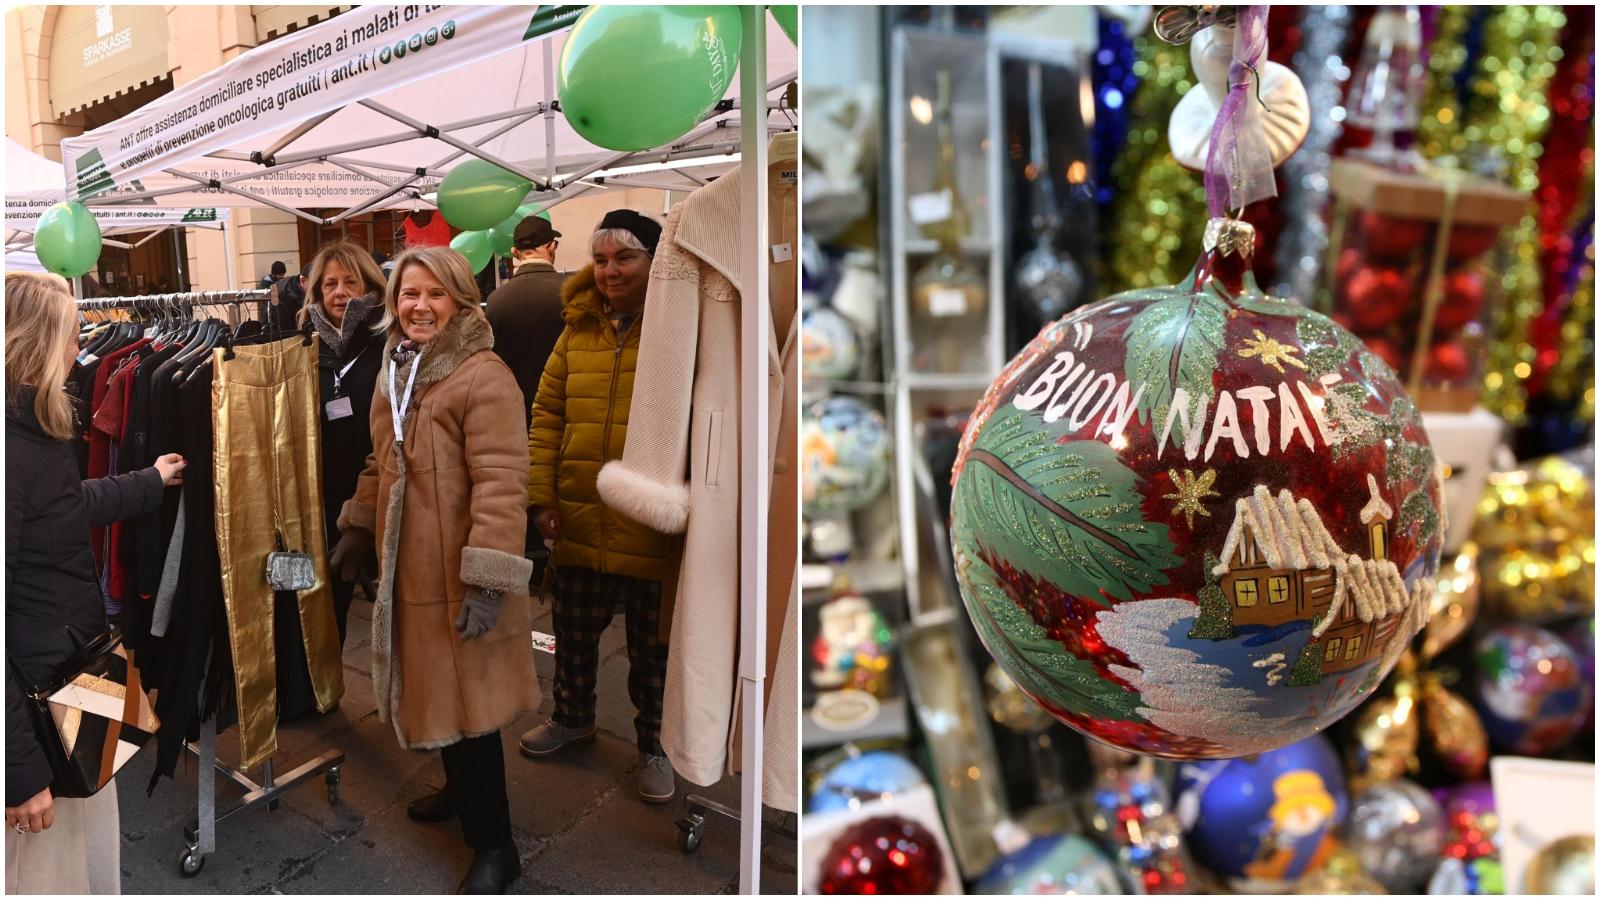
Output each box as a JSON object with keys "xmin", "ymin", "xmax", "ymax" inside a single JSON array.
[{"xmin": 212, "ymin": 338, "xmax": 343, "ymax": 769}]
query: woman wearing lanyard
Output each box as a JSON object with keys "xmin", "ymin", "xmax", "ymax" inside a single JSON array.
[
  {"xmin": 333, "ymin": 246, "xmax": 536, "ymax": 894},
  {"xmin": 304, "ymin": 239, "xmax": 387, "ymax": 648}
]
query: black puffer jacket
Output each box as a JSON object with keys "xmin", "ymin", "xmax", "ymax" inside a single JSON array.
[{"xmin": 6, "ymin": 387, "xmax": 163, "ymax": 806}]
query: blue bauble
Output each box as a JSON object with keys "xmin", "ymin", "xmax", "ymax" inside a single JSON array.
[
  {"xmin": 977, "ymin": 833, "xmax": 1124, "ymax": 895},
  {"xmin": 1174, "ymin": 734, "xmax": 1347, "ymax": 892},
  {"xmin": 1472, "ymin": 623, "xmax": 1591, "ymax": 755},
  {"xmin": 809, "ymin": 751, "xmax": 926, "ymax": 814}
]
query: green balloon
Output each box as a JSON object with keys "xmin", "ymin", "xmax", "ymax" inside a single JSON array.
[
  {"xmin": 449, "ymin": 229, "xmax": 494, "ymax": 274},
  {"xmin": 558, "ymin": 6, "xmax": 743, "ymax": 152},
  {"xmin": 438, "ymin": 159, "xmax": 532, "ymax": 231},
  {"xmin": 770, "ymin": 6, "xmax": 797, "ymax": 44},
  {"xmin": 489, "ymin": 203, "xmax": 550, "ymax": 258},
  {"xmin": 34, "ymin": 201, "xmax": 102, "ymax": 278}
]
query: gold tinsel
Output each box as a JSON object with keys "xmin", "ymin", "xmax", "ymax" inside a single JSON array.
[
  {"xmin": 1104, "ymin": 36, "xmax": 1207, "ymax": 294},
  {"xmin": 1419, "ymin": 6, "xmax": 1566, "ymax": 425},
  {"xmin": 1544, "ymin": 149, "xmax": 1596, "ymax": 422}
]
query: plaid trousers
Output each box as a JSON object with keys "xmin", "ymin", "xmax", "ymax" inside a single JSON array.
[{"xmin": 550, "ymin": 566, "xmax": 667, "ymax": 755}]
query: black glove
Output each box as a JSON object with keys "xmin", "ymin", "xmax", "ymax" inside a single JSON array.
[
  {"xmin": 455, "ymin": 587, "xmax": 502, "ymax": 640},
  {"xmin": 328, "ymin": 528, "xmax": 373, "ymax": 583}
]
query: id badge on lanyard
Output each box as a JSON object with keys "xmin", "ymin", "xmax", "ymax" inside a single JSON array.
[
  {"xmin": 325, "ymin": 354, "xmax": 363, "ymax": 421},
  {"xmin": 388, "ymin": 356, "xmax": 420, "ymax": 447}
]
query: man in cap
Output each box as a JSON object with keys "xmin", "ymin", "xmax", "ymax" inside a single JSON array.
[{"xmin": 485, "ymin": 213, "xmax": 568, "ymax": 588}]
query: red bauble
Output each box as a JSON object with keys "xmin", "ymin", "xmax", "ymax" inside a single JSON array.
[
  {"xmin": 1358, "ymin": 211, "xmax": 1431, "ymax": 260},
  {"xmin": 1362, "ymin": 335, "xmax": 1406, "ymax": 372},
  {"xmin": 1344, "ymin": 264, "xmax": 1414, "ymax": 332},
  {"xmin": 1424, "ymin": 340, "xmax": 1472, "ymax": 384},
  {"xmin": 1433, "ymin": 269, "xmax": 1486, "ymax": 333},
  {"xmin": 1335, "ymin": 247, "xmax": 1362, "ymax": 285},
  {"xmin": 818, "ymin": 816, "xmax": 946, "ymax": 895},
  {"xmin": 1446, "ymin": 224, "xmax": 1500, "ymax": 262}
]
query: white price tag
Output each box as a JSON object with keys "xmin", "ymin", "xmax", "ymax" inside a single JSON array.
[
  {"xmin": 531, "ymin": 630, "xmax": 556, "ymax": 655},
  {"xmin": 928, "ymin": 288, "xmax": 969, "ymax": 318},
  {"xmin": 908, "ymin": 189, "xmax": 953, "ymax": 225},
  {"xmin": 324, "ymin": 396, "xmax": 354, "ymax": 421},
  {"xmin": 771, "ymin": 242, "xmax": 793, "ymax": 263}
]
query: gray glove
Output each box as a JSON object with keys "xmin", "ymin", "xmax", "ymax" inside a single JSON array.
[
  {"xmin": 328, "ymin": 528, "xmax": 373, "ymax": 583},
  {"xmin": 455, "ymin": 587, "xmax": 502, "ymax": 640}
]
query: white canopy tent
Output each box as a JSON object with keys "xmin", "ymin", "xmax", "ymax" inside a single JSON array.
[
  {"xmin": 59, "ymin": 6, "xmax": 796, "ymax": 223},
  {"xmin": 59, "ymin": 7, "xmax": 791, "ymax": 891}
]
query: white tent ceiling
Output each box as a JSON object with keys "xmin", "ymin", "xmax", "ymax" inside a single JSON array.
[{"xmin": 60, "ymin": 6, "xmax": 797, "ymax": 223}]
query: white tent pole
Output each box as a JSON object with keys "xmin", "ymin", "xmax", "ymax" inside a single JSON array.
[
  {"xmin": 220, "ymin": 222, "xmax": 237, "ymax": 291},
  {"xmin": 357, "ymin": 100, "xmax": 548, "ymax": 189},
  {"xmin": 543, "ymin": 40, "xmax": 558, "ymax": 186},
  {"xmin": 736, "ymin": 7, "xmax": 769, "ymax": 896},
  {"xmin": 257, "ymin": 108, "xmax": 339, "ymax": 160}
]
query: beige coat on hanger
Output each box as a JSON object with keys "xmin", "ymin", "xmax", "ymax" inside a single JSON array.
[{"xmin": 597, "ymin": 134, "xmax": 799, "ymax": 812}]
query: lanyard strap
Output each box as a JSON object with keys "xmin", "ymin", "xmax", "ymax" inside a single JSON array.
[
  {"xmin": 331, "ymin": 345, "xmax": 367, "ymax": 396},
  {"xmin": 387, "ymin": 355, "xmax": 420, "ymax": 446}
]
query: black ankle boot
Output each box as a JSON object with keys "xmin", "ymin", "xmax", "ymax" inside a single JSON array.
[
  {"xmin": 407, "ymin": 786, "xmax": 459, "ymax": 823},
  {"xmin": 458, "ymin": 841, "xmax": 521, "ymax": 894}
]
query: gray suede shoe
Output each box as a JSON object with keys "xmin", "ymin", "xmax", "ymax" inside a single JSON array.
[
  {"xmin": 638, "ymin": 753, "xmax": 675, "ymax": 803},
  {"xmin": 518, "ymin": 721, "xmax": 596, "ymax": 758}
]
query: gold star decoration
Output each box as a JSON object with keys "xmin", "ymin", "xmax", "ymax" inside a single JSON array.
[
  {"xmin": 1237, "ymin": 328, "xmax": 1309, "ymax": 373},
  {"xmin": 1163, "ymin": 468, "xmax": 1220, "ymax": 528}
]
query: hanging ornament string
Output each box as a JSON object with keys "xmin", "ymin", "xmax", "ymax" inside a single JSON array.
[{"xmin": 1203, "ymin": 5, "xmax": 1276, "ymax": 217}]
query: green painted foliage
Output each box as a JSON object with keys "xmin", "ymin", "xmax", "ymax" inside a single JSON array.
[
  {"xmin": 956, "ymin": 404, "xmax": 1182, "ymax": 605},
  {"xmin": 1288, "ymin": 639, "xmax": 1325, "ymax": 686},
  {"xmin": 1187, "ymin": 552, "xmax": 1236, "ymax": 640},
  {"xmin": 1124, "ymin": 286, "xmax": 1230, "ymax": 432}
]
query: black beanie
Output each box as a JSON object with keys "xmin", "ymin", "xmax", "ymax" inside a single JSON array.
[{"xmin": 597, "ymin": 209, "xmax": 662, "ymax": 255}]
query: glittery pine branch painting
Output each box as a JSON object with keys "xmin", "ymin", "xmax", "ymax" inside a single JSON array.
[{"xmin": 950, "ymin": 263, "xmax": 1445, "ymax": 759}]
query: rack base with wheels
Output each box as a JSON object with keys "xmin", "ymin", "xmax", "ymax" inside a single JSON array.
[
  {"xmin": 675, "ymin": 792, "xmax": 797, "ymax": 857},
  {"xmin": 176, "ymin": 714, "xmax": 345, "ymax": 878}
]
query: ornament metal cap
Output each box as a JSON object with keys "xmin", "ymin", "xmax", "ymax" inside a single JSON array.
[{"xmin": 1204, "ymin": 217, "xmax": 1256, "ymax": 258}]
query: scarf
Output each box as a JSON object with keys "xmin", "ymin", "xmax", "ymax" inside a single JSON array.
[{"xmin": 309, "ymin": 292, "xmax": 380, "ymax": 358}]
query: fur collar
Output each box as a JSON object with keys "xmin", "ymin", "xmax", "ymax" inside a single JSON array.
[
  {"xmin": 559, "ymin": 265, "xmax": 610, "ymax": 327},
  {"xmin": 377, "ymin": 312, "xmax": 494, "ymax": 398},
  {"xmin": 310, "ymin": 292, "xmax": 380, "ymax": 358}
]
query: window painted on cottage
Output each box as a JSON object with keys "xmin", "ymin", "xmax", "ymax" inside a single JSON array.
[
  {"xmin": 1324, "ymin": 638, "xmax": 1343, "ymax": 662},
  {"xmin": 1267, "ymin": 575, "xmax": 1289, "ymax": 604},
  {"xmin": 1234, "ymin": 578, "xmax": 1259, "ymax": 607},
  {"xmin": 1346, "ymin": 635, "xmax": 1364, "ymax": 660},
  {"xmin": 1370, "ymin": 522, "xmax": 1388, "ymax": 560}
]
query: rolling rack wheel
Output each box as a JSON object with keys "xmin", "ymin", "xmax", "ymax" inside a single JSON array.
[
  {"xmin": 179, "ymin": 823, "xmax": 206, "ymax": 876},
  {"xmin": 676, "ymin": 814, "xmax": 706, "ymax": 854},
  {"xmin": 325, "ymin": 766, "xmax": 342, "ymax": 805}
]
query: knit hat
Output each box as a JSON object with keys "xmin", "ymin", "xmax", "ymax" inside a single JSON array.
[{"xmin": 597, "ymin": 209, "xmax": 662, "ymax": 255}]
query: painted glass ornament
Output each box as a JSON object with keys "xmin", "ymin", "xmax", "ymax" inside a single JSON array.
[
  {"xmin": 976, "ymin": 833, "xmax": 1124, "ymax": 895},
  {"xmin": 1174, "ymin": 734, "xmax": 1347, "ymax": 893},
  {"xmin": 817, "ymin": 816, "xmax": 948, "ymax": 895},
  {"xmin": 1084, "ymin": 764, "xmax": 1191, "ymax": 893},
  {"xmin": 810, "ymin": 593, "xmax": 895, "ymax": 697},
  {"xmin": 1471, "ymin": 623, "xmax": 1592, "ymax": 755},
  {"xmin": 1346, "ymin": 778, "xmax": 1446, "ymax": 893},
  {"xmin": 950, "ymin": 218, "xmax": 1445, "ymax": 758},
  {"xmin": 801, "ymin": 396, "xmax": 890, "ymax": 517},
  {"xmin": 802, "ymin": 306, "xmax": 862, "ymax": 382},
  {"xmin": 809, "ymin": 751, "xmax": 926, "ymax": 814}
]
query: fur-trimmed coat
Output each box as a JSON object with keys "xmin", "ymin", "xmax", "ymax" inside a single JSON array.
[
  {"xmin": 339, "ymin": 313, "xmax": 537, "ymax": 750},
  {"xmin": 594, "ymin": 146, "xmax": 800, "ymax": 812}
]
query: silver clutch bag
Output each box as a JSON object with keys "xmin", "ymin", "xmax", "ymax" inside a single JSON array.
[{"xmin": 266, "ymin": 551, "xmax": 317, "ymax": 592}]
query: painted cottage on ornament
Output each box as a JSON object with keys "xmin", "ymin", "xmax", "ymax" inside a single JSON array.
[{"xmin": 1211, "ymin": 477, "xmax": 1414, "ymax": 679}]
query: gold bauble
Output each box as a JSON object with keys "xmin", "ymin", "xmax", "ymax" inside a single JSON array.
[
  {"xmin": 1293, "ymin": 847, "xmax": 1388, "ymax": 894},
  {"xmin": 1420, "ymin": 681, "xmax": 1488, "ymax": 780},
  {"xmin": 1422, "ymin": 545, "xmax": 1481, "ymax": 661},
  {"xmin": 1350, "ymin": 688, "xmax": 1420, "ymax": 788},
  {"xmin": 984, "ymin": 662, "xmax": 1056, "ymax": 734},
  {"xmin": 1523, "ymin": 834, "xmax": 1595, "ymax": 895}
]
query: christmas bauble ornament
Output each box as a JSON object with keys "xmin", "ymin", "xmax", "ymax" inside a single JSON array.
[
  {"xmin": 1335, "ymin": 247, "xmax": 1363, "ymax": 285},
  {"xmin": 1421, "ymin": 681, "xmax": 1489, "ymax": 780},
  {"xmin": 1350, "ymin": 690, "xmax": 1420, "ymax": 786},
  {"xmin": 1421, "ymin": 546, "xmax": 1480, "ymax": 660},
  {"xmin": 810, "ymin": 593, "xmax": 895, "ymax": 696},
  {"xmin": 1446, "ymin": 224, "xmax": 1501, "ymax": 262},
  {"xmin": 950, "ymin": 219, "xmax": 1444, "ymax": 758},
  {"xmin": 1174, "ymin": 734, "xmax": 1347, "ymax": 892},
  {"xmin": 802, "ymin": 307, "xmax": 862, "ymax": 382},
  {"xmin": 1563, "ymin": 619, "xmax": 1595, "ymax": 730},
  {"xmin": 1432, "ymin": 781, "xmax": 1498, "ymax": 863},
  {"xmin": 1346, "ymin": 778, "xmax": 1446, "ymax": 893},
  {"xmin": 1471, "ymin": 623, "xmax": 1591, "ymax": 755},
  {"xmin": 984, "ymin": 663, "xmax": 1057, "ymax": 733},
  {"xmin": 1423, "ymin": 339, "xmax": 1472, "ymax": 384},
  {"xmin": 1522, "ymin": 834, "xmax": 1594, "ymax": 895},
  {"xmin": 1016, "ymin": 237, "xmax": 1086, "ymax": 324},
  {"xmin": 817, "ymin": 816, "xmax": 947, "ymax": 895},
  {"xmin": 1357, "ymin": 211, "xmax": 1431, "ymax": 261},
  {"xmin": 1344, "ymin": 265, "xmax": 1413, "ymax": 331},
  {"xmin": 1434, "ymin": 270, "xmax": 1486, "ymax": 333},
  {"xmin": 976, "ymin": 833, "xmax": 1124, "ymax": 895},
  {"xmin": 809, "ymin": 751, "xmax": 926, "ymax": 814},
  {"xmin": 802, "ymin": 396, "xmax": 890, "ymax": 517},
  {"xmin": 1292, "ymin": 847, "xmax": 1388, "ymax": 895}
]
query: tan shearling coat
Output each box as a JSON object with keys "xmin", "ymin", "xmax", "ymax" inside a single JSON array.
[
  {"xmin": 595, "ymin": 143, "xmax": 799, "ymax": 812},
  {"xmin": 339, "ymin": 313, "xmax": 538, "ymax": 750}
]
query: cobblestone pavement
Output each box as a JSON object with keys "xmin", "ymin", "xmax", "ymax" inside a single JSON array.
[{"xmin": 120, "ymin": 598, "xmax": 798, "ymax": 894}]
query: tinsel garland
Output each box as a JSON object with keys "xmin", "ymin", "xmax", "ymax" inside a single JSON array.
[
  {"xmin": 1272, "ymin": 5, "xmax": 1354, "ymax": 301},
  {"xmin": 1103, "ymin": 36, "xmax": 1205, "ymax": 293},
  {"xmin": 1419, "ymin": 6, "xmax": 1566, "ymax": 426},
  {"xmin": 1092, "ymin": 12, "xmax": 1140, "ymax": 213}
]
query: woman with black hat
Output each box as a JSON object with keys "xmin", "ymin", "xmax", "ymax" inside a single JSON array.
[{"xmin": 515, "ymin": 210, "xmax": 678, "ymax": 805}]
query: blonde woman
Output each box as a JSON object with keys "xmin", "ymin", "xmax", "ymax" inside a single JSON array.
[
  {"xmin": 333, "ymin": 247, "xmax": 535, "ymax": 893},
  {"xmin": 4, "ymin": 272, "xmax": 184, "ymax": 894}
]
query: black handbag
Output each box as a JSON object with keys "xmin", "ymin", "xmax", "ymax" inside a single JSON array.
[{"xmin": 7, "ymin": 632, "xmax": 159, "ymax": 799}]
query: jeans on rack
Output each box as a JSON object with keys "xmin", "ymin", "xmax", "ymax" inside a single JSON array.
[
  {"xmin": 212, "ymin": 338, "xmax": 343, "ymax": 769},
  {"xmin": 439, "ymin": 731, "xmax": 512, "ymax": 850}
]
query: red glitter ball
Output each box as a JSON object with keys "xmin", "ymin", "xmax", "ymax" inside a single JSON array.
[
  {"xmin": 1434, "ymin": 269, "xmax": 1485, "ymax": 333},
  {"xmin": 1344, "ymin": 264, "xmax": 1414, "ymax": 332},
  {"xmin": 1358, "ymin": 211, "xmax": 1431, "ymax": 260},
  {"xmin": 1424, "ymin": 340, "xmax": 1472, "ymax": 385},
  {"xmin": 817, "ymin": 816, "xmax": 945, "ymax": 895},
  {"xmin": 1446, "ymin": 224, "xmax": 1501, "ymax": 262}
]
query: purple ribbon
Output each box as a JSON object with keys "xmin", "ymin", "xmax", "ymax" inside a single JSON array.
[{"xmin": 1204, "ymin": 5, "xmax": 1277, "ymax": 217}]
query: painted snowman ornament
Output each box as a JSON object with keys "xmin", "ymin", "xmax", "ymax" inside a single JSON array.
[{"xmin": 949, "ymin": 220, "xmax": 1444, "ymax": 758}]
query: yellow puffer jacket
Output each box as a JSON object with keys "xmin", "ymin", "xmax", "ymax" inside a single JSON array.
[{"xmin": 528, "ymin": 265, "xmax": 672, "ymax": 581}]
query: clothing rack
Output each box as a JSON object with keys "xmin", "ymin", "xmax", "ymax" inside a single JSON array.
[{"xmin": 77, "ymin": 289, "xmax": 271, "ymax": 329}]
